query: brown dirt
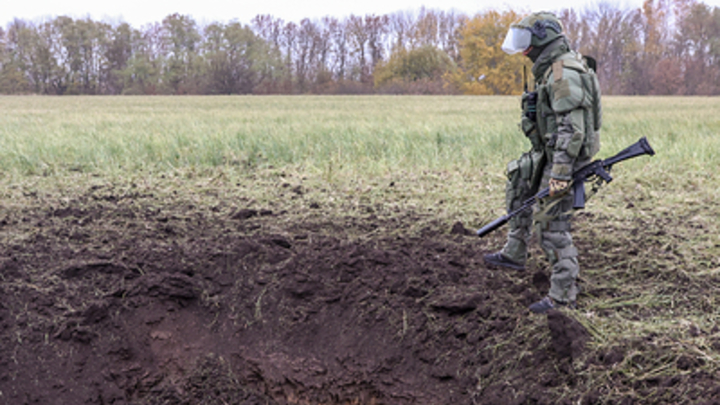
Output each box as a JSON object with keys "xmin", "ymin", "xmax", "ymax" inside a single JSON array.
[{"xmin": 0, "ymin": 185, "xmax": 717, "ymax": 404}]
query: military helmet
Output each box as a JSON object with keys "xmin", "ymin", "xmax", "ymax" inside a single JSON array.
[
  {"xmin": 515, "ymin": 12, "xmax": 564, "ymax": 48},
  {"xmin": 501, "ymin": 12, "xmax": 564, "ymax": 54}
]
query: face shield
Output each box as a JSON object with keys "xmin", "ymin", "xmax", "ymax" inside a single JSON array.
[{"xmin": 501, "ymin": 27, "xmax": 532, "ymax": 55}]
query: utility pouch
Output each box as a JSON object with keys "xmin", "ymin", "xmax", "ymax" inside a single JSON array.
[
  {"xmin": 506, "ymin": 156, "xmax": 528, "ymax": 213},
  {"xmin": 521, "ymin": 91, "xmax": 543, "ymax": 152},
  {"xmin": 521, "ymin": 117, "xmax": 543, "ymax": 152},
  {"xmin": 580, "ymin": 71, "xmax": 602, "ymax": 132},
  {"xmin": 580, "ymin": 70, "xmax": 602, "ymax": 157},
  {"xmin": 506, "ymin": 152, "xmax": 544, "ymax": 213},
  {"xmin": 535, "ymin": 84, "xmax": 549, "ymax": 138},
  {"xmin": 522, "ymin": 91, "xmax": 538, "ymax": 122}
]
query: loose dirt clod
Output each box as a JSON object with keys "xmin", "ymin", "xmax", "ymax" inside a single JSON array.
[{"xmin": 450, "ymin": 220, "xmax": 474, "ymax": 236}]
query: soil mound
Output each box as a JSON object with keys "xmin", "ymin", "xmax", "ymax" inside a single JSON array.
[{"xmin": 547, "ymin": 309, "xmax": 589, "ymax": 361}]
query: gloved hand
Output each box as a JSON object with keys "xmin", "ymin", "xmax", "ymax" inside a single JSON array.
[{"xmin": 549, "ymin": 178, "xmax": 570, "ymax": 197}]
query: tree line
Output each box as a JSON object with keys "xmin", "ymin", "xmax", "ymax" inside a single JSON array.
[{"xmin": 1, "ymin": 0, "xmax": 718, "ymax": 96}]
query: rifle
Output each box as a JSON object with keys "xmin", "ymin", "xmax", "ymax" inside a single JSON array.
[{"xmin": 476, "ymin": 137, "xmax": 656, "ymax": 238}]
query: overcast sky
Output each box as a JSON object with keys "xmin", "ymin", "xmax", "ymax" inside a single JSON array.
[{"xmin": 3, "ymin": 0, "xmax": 720, "ymax": 27}]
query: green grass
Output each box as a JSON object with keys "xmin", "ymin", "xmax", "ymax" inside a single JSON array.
[
  {"xmin": 0, "ymin": 96, "xmax": 520, "ymax": 174},
  {"xmin": 1, "ymin": 94, "xmax": 718, "ymax": 233},
  {"xmin": 3, "ymin": 94, "xmax": 717, "ymax": 224},
  {"xmin": 2, "ymin": 95, "xmax": 717, "ymax": 176}
]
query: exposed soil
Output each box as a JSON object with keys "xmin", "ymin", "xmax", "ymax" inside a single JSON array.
[{"xmin": 0, "ymin": 184, "xmax": 717, "ymax": 404}]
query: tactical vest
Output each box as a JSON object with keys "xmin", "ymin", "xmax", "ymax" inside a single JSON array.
[{"xmin": 532, "ymin": 51, "xmax": 602, "ymax": 161}]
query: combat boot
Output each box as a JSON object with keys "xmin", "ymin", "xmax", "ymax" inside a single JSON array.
[
  {"xmin": 483, "ymin": 252, "xmax": 525, "ymax": 271},
  {"xmin": 529, "ymin": 296, "xmax": 576, "ymax": 314}
]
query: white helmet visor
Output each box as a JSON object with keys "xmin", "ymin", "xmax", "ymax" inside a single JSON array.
[{"xmin": 501, "ymin": 27, "xmax": 532, "ymax": 55}]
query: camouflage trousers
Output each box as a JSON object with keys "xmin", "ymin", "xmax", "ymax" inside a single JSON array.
[{"xmin": 501, "ymin": 154, "xmax": 580, "ymax": 303}]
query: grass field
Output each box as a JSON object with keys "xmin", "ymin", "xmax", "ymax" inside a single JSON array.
[
  {"xmin": 2, "ymin": 95, "xmax": 717, "ymax": 178},
  {"xmin": 2, "ymin": 95, "xmax": 717, "ymax": 216},
  {"xmin": 1, "ymin": 95, "xmax": 719, "ymax": 403}
]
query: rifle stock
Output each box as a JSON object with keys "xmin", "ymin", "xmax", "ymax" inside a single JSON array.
[{"xmin": 476, "ymin": 137, "xmax": 655, "ymax": 238}]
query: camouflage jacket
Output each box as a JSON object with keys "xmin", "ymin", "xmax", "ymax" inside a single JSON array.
[{"xmin": 522, "ymin": 37, "xmax": 602, "ymax": 181}]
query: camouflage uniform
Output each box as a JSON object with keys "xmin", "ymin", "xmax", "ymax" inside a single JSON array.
[{"xmin": 492, "ymin": 13, "xmax": 602, "ymax": 307}]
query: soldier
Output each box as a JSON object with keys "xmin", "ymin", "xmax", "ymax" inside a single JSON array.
[{"xmin": 484, "ymin": 12, "xmax": 602, "ymax": 314}]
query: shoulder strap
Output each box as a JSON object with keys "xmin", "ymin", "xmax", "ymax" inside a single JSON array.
[{"xmin": 552, "ymin": 60, "xmax": 564, "ymax": 82}]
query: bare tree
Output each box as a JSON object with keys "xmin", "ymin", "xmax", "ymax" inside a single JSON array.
[
  {"xmin": 365, "ymin": 15, "xmax": 389, "ymax": 74},
  {"xmin": 347, "ymin": 15, "xmax": 369, "ymax": 83},
  {"xmin": 327, "ymin": 17, "xmax": 349, "ymax": 82},
  {"xmin": 388, "ymin": 11, "xmax": 415, "ymax": 52}
]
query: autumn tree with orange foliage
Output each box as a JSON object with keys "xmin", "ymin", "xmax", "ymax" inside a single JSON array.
[{"xmin": 449, "ymin": 10, "xmax": 532, "ymax": 95}]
